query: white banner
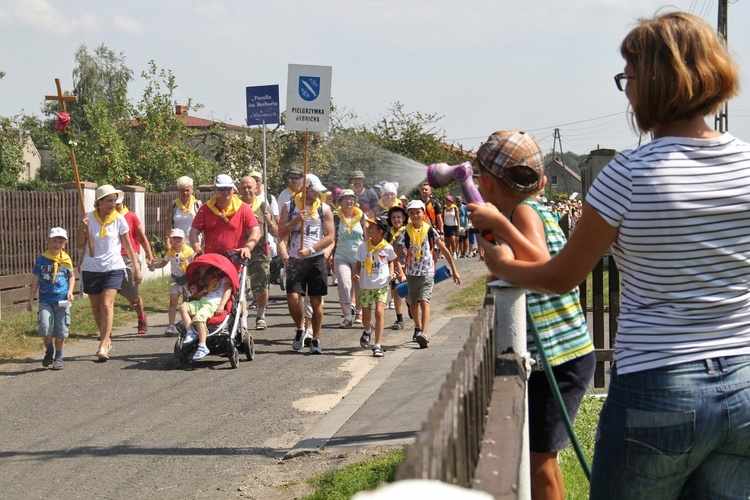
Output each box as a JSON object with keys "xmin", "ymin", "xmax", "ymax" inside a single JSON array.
[{"xmin": 285, "ymin": 64, "xmax": 332, "ymax": 133}]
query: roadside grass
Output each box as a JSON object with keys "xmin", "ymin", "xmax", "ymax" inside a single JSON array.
[
  {"xmin": 0, "ymin": 277, "xmax": 171, "ymax": 362},
  {"xmin": 445, "ymin": 274, "xmax": 488, "ymax": 314},
  {"xmin": 301, "ymin": 448, "xmax": 405, "ymax": 500},
  {"xmin": 559, "ymin": 395, "xmax": 605, "ymax": 499}
]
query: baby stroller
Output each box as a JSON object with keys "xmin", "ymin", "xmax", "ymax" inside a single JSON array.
[{"xmin": 173, "ymin": 253, "xmax": 255, "ymax": 369}]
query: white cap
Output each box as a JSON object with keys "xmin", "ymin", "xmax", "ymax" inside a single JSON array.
[
  {"xmin": 169, "ymin": 228, "xmax": 186, "ymax": 239},
  {"xmin": 49, "ymin": 227, "xmax": 68, "ymax": 240},
  {"xmin": 381, "ymin": 182, "xmax": 398, "ymax": 195},
  {"xmin": 305, "ymin": 173, "xmax": 327, "ymax": 193},
  {"xmin": 406, "ymin": 200, "xmax": 426, "ymax": 211},
  {"xmin": 214, "ymin": 174, "xmax": 237, "ymax": 190}
]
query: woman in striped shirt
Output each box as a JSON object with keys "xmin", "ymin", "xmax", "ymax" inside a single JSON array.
[{"xmin": 470, "ymin": 11, "xmax": 750, "ymax": 499}]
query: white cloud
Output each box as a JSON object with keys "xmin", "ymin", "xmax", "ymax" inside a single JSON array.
[
  {"xmin": 12, "ymin": 0, "xmax": 98, "ymax": 35},
  {"xmin": 112, "ymin": 15, "xmax": 145, "ymax": 35},
  {"xmin": 195, "ymin": 1, "xmax": 227, "ymax": 20}
]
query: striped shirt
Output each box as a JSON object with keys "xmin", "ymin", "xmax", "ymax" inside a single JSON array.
[
  {"xmin": 520, "ymin": 200, "xmax": 593, "ymax": 368},
  {"xmin": 587, "ymin": 133, "xmax": 750, "ymax": 375}
]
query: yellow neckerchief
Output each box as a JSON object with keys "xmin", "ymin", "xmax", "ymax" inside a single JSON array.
[
  {"xmin": 42, "ymin": 250, "xmax": 73, "ymax": 281},
  {"xmin": 116, "ymin": 204, "xmax": 129, "ymax": 216},
  {"xmin": 389, "ymin": 225, "xmax": 405, "ymax": 243},
  {"xmin": 294, "ymin": 192, "xmax": 321, "ymax": 221},
  {"xmin": 364, "ymin": 238, "xmax": 389, "ymax": 275},
  {"xmin": 205, "ymin": 277, "xmax": 219, "ymax": 293},
  {"xmin": 166, "ymin": 246, "xmax": 194, "ymax": 274},
  {"xmin": 286, "ymin": 186, "xmax": 296, "ymax": 196},
  {"xmin": 176, "ymin": 195, "xmax": 197, "ymax": 215},
  {"xmin": 378, "ymin": 198, "xmax": 400, "ymax": 211},
  {"xmin": 93, "ymin": 209, "xmax": 119, "ymax": 238},
  {"xmin": 206, "ymin": 195, "xmax": 242, "ymax": 222},
  {"xmin": 445, "ymin": 202, "xmax": 457, "ymax": 212},
  {"xmin": 245, "ymin": 195, "xmax": 261, "ymax": 213},
  {"xmin": 336, "ymin": 206, "xmax": 363, "ymax": 233},
  {"xmin": 406, "ymin": 221, "xmax": 430, "ymax": 261}
]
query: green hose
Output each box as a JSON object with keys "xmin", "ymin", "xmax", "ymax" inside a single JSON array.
[{"xmin": 526, "ymin": 306, "xmax": 592, "ymax": 481}]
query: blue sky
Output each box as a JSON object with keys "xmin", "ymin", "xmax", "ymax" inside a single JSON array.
[{"xmin": 2, "ymin": 0, "xmax": 749, "ymax": 156}]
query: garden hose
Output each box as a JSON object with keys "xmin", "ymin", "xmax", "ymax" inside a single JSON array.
[{"xmin": 526, "ymin": 306, "xmax": 592, "ymax": 481}]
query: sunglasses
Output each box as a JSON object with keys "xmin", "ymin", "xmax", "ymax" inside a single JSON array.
[
  {"xmin": 288, "ymin": 176, "xmax": 302, "ymax": 181},
  {"xmin": 216, "ymin": 186, "xmax": 233, "ymax": 192}
]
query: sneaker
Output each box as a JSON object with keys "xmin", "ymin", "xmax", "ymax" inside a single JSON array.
[
  {"xmin": 332, "ymin": 278, "xmax": 338, "ymax": 286},
  {"xmin": 137, "ymin": 317, "xmax": 147, "ymax": 335},
  {"xmin": 415, "ymin": 333, "xmax": 429, "ymax": 349},
  {"xmin": 388, "ymin": 299, "xmax": 395, "ymax": 309},
  {"xmin": 372, "ymin": 346, "xmax": 384, "ymax": 357},
  {"xmin": 412, "ymin": 327, "xmax": 422, "ymax": 341},
  {"xmin": 354, "ymin": 313, "xmax": 363, "ymax": 325},
  {"xmin": 453, "ymin": 252, "xmax": 458, "ymax": 259},
  {"xmin": 339, "ymin": 319, "xmax": 353, "ymax": 329},
  {"xmin": 42, "ymin": 350, "xmax": 54, "ymax": 368},
  {"xmin": 52, "ymin": 358, "xmax": 64, "ymax": 370},
  {"xmin": 184, "ymin": 331, "xmax": 198, "ymax": 344},
  {"xmin": 164, "ymin": 325, "xmax": 177, "ymax": 336},
  {"xmin": 391, "ymin": 320, "xmax": 404, "ymax": 330},
  {"xmin": 303, "ymin": 329, "xmax": 313, "ymax": 347},
  {"xmin": 192, "ymin": 344, "xmax": 210, "ymax": 360},
  {"xmin": 359, "ymin": 327, "xmax": 373, "ymax": 348},
  {"xmin": 292, "ymin": 329, "xmax": 305, "ymax": 351},
  {"xmin": 256, "ymin": 317, "xmax": 267, "ymax": 330},
  {"xmin": 310, "ymin": 338, "xmax": 322, "ymax": 354}
]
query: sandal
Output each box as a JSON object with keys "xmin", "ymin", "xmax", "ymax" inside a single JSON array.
[
  {"xmin": 97, "ymin": 347, "xmax": 109, "ymax": 361},
  {"xmin": 339, "ymin": 319, "xmax": 353, "ymax": 329}
]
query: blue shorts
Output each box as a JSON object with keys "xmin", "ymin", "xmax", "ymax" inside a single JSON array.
[
  {"xmin": 82, "ymin": 270, "xmax": 125, "ymax": 295},
  {"xmin": 38, "ymin": 301, "xmax": 70, "ymax": 339},
  {"xmin": 528, "ymin": 351, "xmax": 595, "ymax": 453},
  {"xmin": 589, "ymin": 355, "xmax": 750, "ymax": 499}
]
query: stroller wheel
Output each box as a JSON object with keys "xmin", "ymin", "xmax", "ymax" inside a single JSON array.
[
  {"xmin": 243, "ymin": 330, "xmax": 255, "ymax": 361},
  {"xmin": 228, "ymin": 341, "xmax": 239, "ymax": 369}
]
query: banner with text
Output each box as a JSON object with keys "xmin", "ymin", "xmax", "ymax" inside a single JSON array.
[
  {"xmin": 285, "ymin": 64, "xmax": 332, "ymax": 133},
  {"xmin": 246, "ymin": 85, "xmax": 280, "ymax": 126}
]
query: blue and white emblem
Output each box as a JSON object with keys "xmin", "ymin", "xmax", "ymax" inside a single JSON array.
[{"xmin": 298, "ymin": 76, "xmax": 320, "ymax": 102}]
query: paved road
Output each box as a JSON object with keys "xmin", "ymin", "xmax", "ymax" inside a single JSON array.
[{"xmin": 0, "ymin": 257, "xmax": 490, "ymax": 499}]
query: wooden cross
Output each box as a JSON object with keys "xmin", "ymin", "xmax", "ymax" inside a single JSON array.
[
  {"xmin": 45, "ymin": 78, "xmax": 78, "ymax": 113},
  {"xmin": 45, "ymin": 78, "xmax": 92, "ymax": 255}
]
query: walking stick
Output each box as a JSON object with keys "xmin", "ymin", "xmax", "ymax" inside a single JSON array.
[
  {"xmin": 299, "ymin": 131, "xmax": 310, "ymax": 251},
  {"xmin": 45, "ymin": 78, "xmax": 93, "ymax": 256}
]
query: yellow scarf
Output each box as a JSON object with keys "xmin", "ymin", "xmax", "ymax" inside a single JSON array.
[
  {"xmin": 378, "ymin": 198, "xmax": 400, "ymax": 212},
  {"xmin": 336, "ymin": 206, "xmax": 363, "ymax": 233},
  {"xmin": 246, "ymin": 196, "xmax": 262, "ymax": 213},
  {"xmin": 364, "ymin": 238, "xmax": 388, "ymax": 275},
  {"xmin": 406, "ymin": 221, "xmax": 430, "ymax": 261},
  {"xmin": 166, "ymin": 246, "xmax": 194, "ymax": 274},
  {"xmin": 286, "ymin": 186, "xmax": 296, "ymax": 196},
  {"xmin": 42, "ymin": 250, "xmax": 73, "ymax": 281},
  {"xmin": 116, "ymin": 204, "xmax": 129, "ymax": 216},
  {"xmin": 206, "ymin": 195, "xmax": 243, "ymax": 222},
  {"xmin": 176, "ymin": 195, "xmax": 197, "ymax": 215},
  {"xmin": 294, "ymin": 192, "xmax": 322, "ymax": 221},
  {"xmin": 445, "ymin": 203, "xmax": 457, "ymax": 212},
  {"xmin": 389, "ymin": 225, "xmax": 405, "ymax": 243},
  {"xmin": 93, "ymin": 209, "xmax": 119, "ymax": 238}
]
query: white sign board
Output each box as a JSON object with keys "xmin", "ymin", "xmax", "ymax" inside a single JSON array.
[{"xmin": 285, "ymin": 64, "xmax": 332, "ymax": 133}]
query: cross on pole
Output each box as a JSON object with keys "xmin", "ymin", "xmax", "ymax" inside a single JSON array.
[
  {"xmin": 45, "ymin": 78, "xmax": 78, "ymax": 113},
  {"xmin": 45, "ymin": 78, "xmax": 93, "ymax": 255}
]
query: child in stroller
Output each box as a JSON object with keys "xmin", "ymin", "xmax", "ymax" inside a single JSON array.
[{"xmin": 175, "ymin": 253, "xmax": 254, "ymax": 368}]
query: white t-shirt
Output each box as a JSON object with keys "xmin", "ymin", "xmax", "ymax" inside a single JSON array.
[
  {"xmin": 204, "ymin": 277, "xmax": 232, "ymax": 307},
  {"xmin": 81, "ymin": 211, "xmax": 129, "ymax": 273},
  {"xmin": 587, "ymin": 133, "xmax": 750, "ymax": 374},
  {"xmin": 286, "ymin": 201, "xmax": 330, "ymax": 259},
  {"xmin": 355, "ymin": 241, "xmax": 397, "ymax": 289}
]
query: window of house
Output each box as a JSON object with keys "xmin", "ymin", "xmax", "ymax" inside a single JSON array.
[{"xmin": 551, "ymin": 175, "xmax": 558, "ymax": 186}]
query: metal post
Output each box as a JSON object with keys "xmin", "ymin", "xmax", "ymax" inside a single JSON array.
[{"xmin": 489, "ymin": 279, "xmax": 531, "ymax": 500}]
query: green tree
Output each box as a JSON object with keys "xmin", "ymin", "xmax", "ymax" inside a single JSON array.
[{"xmin": 0, "ymin": 117, "xmax": 25, "ymax": 187}]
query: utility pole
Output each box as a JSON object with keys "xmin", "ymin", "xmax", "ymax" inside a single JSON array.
[
  {"xmin": 551, "ymin": 128, "xmax": 563, "ymax": 161},
  {"xmin": 714, "ymin": 0, "xmax": 729, "ymax": 132}
]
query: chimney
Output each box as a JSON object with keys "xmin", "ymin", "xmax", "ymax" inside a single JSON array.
[{"xmin": 175, "ymin": 105, "xmax": 188, "ymax": 116}]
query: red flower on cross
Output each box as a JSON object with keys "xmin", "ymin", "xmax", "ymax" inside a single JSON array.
[{"xmin": 55, "ymin": 112, "xmax": 70, "ymax": 132}]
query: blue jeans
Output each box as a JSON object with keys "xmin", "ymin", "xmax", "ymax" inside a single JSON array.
[
  {"xmin": 38, "ymin": 301, "xmax": 70, "ymax": 338},
  {"xmin": 589, "ymin": 355, "xmax": 750, "ymax": 499}
]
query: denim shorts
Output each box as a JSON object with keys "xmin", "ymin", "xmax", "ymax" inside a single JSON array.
[
  {"xmin": 38, "ymin": 301, "xmax": 70, "ymax": 339},
  {"xmin": 589, "ymin": 355, "xmax": 750, "ymax": 499}
]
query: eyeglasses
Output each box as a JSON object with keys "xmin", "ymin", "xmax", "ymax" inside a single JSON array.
[
  {"xmin": 288, "ymin": 176, "xmax": 301, "ymax": 182},
  {"xmin": 216, "ymin": 186, "xmax": 233, "ymax": 192},
  {"xmin": 614, "ymin": 72, "xmax": 634, "ymax": 92}
]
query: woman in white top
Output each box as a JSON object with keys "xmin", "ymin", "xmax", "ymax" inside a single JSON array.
[
  {"xmin": 469, "ymin": 12, "xmax": 750, "ymax": 498},
  {"xmin": 77, "ymin": 185, "xmax": 142, "ymax": 361},
  {"xmin": 165, "ymin": 176, "xmax": 201, "ymax": 251}
]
